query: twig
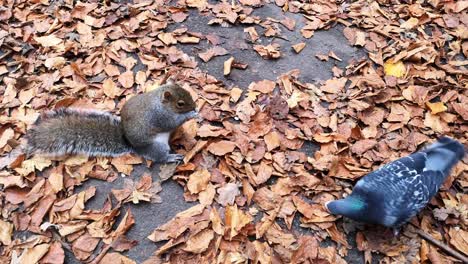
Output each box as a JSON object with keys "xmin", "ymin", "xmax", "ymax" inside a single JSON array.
[
  {"xmin": 51, "ymin": 229, "xmax": 73, "ymax": 253},
  {"xmin": 87, "ymin": 240, "xmax": 115, "ymax": 264},
  {"xmin": 415, "ymin": 228, "xmax": 468, "ymax": 263},
  {"xmin": 0, "ymin": 50, "xmax": 12, "ymax": 60}
]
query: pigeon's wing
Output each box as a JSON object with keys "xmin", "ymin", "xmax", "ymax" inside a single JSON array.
[
  {"xmin": 351, "ymin": 137, "xmax": 464, "ymax": 228},
  {"xmin": 353, "ymin": 153, "xmax": 440, "ymax": 227},
  {"xmin": 389, "ymin": 169, "xmax": 443, "ymax": 227}
]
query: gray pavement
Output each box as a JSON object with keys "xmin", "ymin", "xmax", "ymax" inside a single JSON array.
[{"xmin": 69, "ymin": 4, "xmax": 370, "ymax": 263}]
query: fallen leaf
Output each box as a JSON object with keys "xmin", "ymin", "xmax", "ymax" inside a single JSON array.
[
  {"xmin": 400, "ymin": 17, "xmax": 419, "ymax": 29},
  {"xmin": 251, "ymin": 80, "xmax": 276, "ymax": 94},
  {"xmin": 187, "ymin": 169, "xmax": 211, "ymax": 194},
  {"xmin": 264, "ymin": 131, "xmax": 281, "ymax": 151},
  {"xmin": 292, "ymin": 43, "xmax": 306, "ymax": 53},
  {"xmin": 207, "ymin": 140, "xmax": 236, "ymax": 156},
  {"xmin": 0, "ymin": 220, "xmax": 13, "ymax": 245},
  {"xmin": 426, "ymin": 101, "xmax": 447, "ymax": 114},
  {"xmin": 321, "ymin": 78, "xmax": 347, "ymax": 94},
  {"xmin": 183, "ymin": 229, "xmax": 214, "ymax": 253},
  {"xmin": 253, "ymin": 44, "xmax": 281, "ymax": 59},
  {"xmin": 448, "ymin": 228, "xmax": 468, "ymax": 254},
  {"xmin": 19, "ymin": 243, "xmax": 50, "ymax": 264},
  {"xmin": 198, "ymin": 46, "xmax": 229, "ymax": 62},
  {"xmin": 40, "ymin": 241, "xmax": 65, "ymax": 264},
  {"xmin": 0, "ymin": 128, "xmax": 14, "ymax": 149},
  {"xmin": 103, "ymin": 78, "xmax": 121, "ymax": 98},
  {"xmin": 224, "ymin": 57, "xmax": 234, "ymax": 76},
  {"xmin": 118, "ymin": 71, "xmax": 134, "ymax": 89},
  {"xmin": 217, "ymin": 183, "xmax": 240, "ymax": 206},
  {"xmin": 35, "ymin": 35, "xmax": 62, "ymax": 47},
  {"xmin": 100, "ymin": 252, "xmax": 136, "ymax": 264},
  {"xmin": 225, "ymin": 205, "xmax": 253, "ymax": 239},
  {"xmin": 158, "ymin": 32, "xmax": 177, "ymax": 45},
  {"xmin": 384, "ymin": 60, "xmax": 406, "ymax": 78}
]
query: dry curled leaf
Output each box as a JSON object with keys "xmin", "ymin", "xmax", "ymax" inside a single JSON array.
[{"xmin": 253, "ymin": 44, "xmax": 281, "ymax": 59}]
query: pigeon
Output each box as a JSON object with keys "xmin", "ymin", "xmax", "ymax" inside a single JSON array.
[{"xmin": 325, "ymin": 136, "xmax": 465, "ymax": 234}]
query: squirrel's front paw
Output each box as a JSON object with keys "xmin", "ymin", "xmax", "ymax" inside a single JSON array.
[{"xmin": 166, "ymin": 154, "xmax": 184, "ymax": 163}]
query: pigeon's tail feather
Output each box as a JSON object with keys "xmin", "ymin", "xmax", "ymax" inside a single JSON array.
[{"xmin": 423, "ymin": 137, "xmax": 465, "ymax": 175}]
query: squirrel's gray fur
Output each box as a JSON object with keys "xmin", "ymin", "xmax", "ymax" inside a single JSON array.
[{"xmin": 26, "ymin": 84, "xmax": 197, "ymax": 163}]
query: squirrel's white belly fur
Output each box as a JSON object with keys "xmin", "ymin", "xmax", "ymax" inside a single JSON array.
[{"xmin": 153, "ymin": 132, "xmax": 171, "ymax": 147}]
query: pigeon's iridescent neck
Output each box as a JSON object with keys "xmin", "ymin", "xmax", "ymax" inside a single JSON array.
[
  {"xmin": 327, "ymin": 196, "xmax": 366, "ymax": 217},
  {"xmin": 344, "ymin": 196, "xmax": 366, "ymax": 210}
]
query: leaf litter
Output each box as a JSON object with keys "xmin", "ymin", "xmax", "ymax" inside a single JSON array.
[{"xmin": 0, "ymin": 0, "xmax": 467, "ymax": 263}]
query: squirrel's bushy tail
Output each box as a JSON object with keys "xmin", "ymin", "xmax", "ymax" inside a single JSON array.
[{"xmin": 26, "ymin": 108, "xmax": 132, "ymax": 157}]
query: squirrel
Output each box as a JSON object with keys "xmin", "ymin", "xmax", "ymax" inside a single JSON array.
[{"xmin": 26, "ymin": 83, "xmax": 198, "ymax": 163}]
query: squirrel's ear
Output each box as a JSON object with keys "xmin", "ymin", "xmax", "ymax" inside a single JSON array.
[{"xmin": 163, "ymin": 91, "xmax": 173, "ymax": 102}]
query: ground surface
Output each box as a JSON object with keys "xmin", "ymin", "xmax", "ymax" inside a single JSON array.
[
  {"xmin": 69, "ymin": 5, "xmax": 367, "ymax": 263},
  {"xmin": 1, "ymin": 0, "xmax": 467, "ymax": 263}
]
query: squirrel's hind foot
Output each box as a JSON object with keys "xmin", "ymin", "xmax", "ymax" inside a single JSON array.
[{"xmin": 166, "ymin": 154, "xmax": 184, "ymax": 163}]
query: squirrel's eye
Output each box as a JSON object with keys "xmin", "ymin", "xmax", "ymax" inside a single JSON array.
[{"xmin": 177, "ymin": 100, "xmax": 185, "ymax": 107}]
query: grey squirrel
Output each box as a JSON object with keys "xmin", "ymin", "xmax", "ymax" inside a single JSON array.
[{"xmin": 26, "ymin": 83, "xmax": 198, "ymax": 163}]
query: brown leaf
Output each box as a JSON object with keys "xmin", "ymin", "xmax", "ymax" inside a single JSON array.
[
  {"xmin": 251, "ymin": 80, "xmax": 276, "ymax": 94},
  {"xmin": 280, "ymin": 16, "xmax": 296, "ymax": 30},
  {"xmin": 187, "ymin": 169, "xmax": 211, "ymax": 194},
  {"xmin": 158, "ymin": 32, "xmax": 177, "ymax": 45},
  {"xmin": 183, "ymin": 140, "xmax": 208, "ymax": 164},
  {"xmin": 207, "ymin": 140, "xmax": 236, "ymax": 156},
  {"xmin": 320, "ymin": 78, "xmax": 347, "ymax": 94},
  {"xmin": 118, "ymin": 71, "xmax": 134, "ymax": 89},
  {"xmin": 0, "ymin": 220, "xmax": 13, "ymax": 245},
  {"xmin": 100, "ymin": 252, "xmax": 136, "ymax": 264},
  {"xmin": 244, "ymin": 27, "xmax": 259, "ymax": 42},
  {"xmin": 264, "ymin": 131, "xmax": 281, "ymax": 151},
  {"xmin": 225, "ymin": 205, "xmax": 253, "ymax": 239},
  {"xmin": 183, "ymin": 229, "xmax": 215, "ymax": 253},
  {"xmin": 171, "ymin": 12, "xmax": 188, "ymax": 23},
  {"xmin": 198, "ymin": 124, "xmax": 230, "ymax": 138},
  {"xmin": 230, "ymin": 87, "xmax": 243, "ymax": 103},
  {"xmin": 111, "ymin": 154, "xmax": 142, "ymax": 175},
  {"xmin": 217, "ymin": 182, "xmax": 240, "ymax": 206},
  {"xmin": 40, "ymin": 241, "xmax": 65, "ymax": 264},
  {"xmin": 426, "ymin": 101, "xmax": 447, "ymax": 114},
  {"xmin": 198, "ymin": 46, "xmax": 229, "ymax": 62},
  {"xmin": 147, "ymin": 204, "xmax": 205, "ymax": 242},
  {"xmin": 103, "ymin": 78, "xmax": 122, "ymax": 98},
  {"xmin": 292, "ymin": 42, "xmax": 306, "ymax": 53},
  {"xmin": 210, "ymin": 207, "xmax": 225, "ymax": 235},
  {"xmin": 350, "ymin": 139, "xmax": 377, "ymax": 155},
  {"xmin": 111, "ymin": 236, "xmax": 138, "ymax": 252},
  {"xmin": 291, "ymin": 236, "xmax": 319, "ymax": 262},
  {"xmin": 35, "ymin": 35, "xmax": 62, "ymax": 47},
  {"xmin": 224, "ymin": 57, "xmax": 234, "ymax": 76},
  {"xmin": 326, "ymin": 224, "xmax": 350, "ymax": 248},
  {"xmin": 19, "ymin": 243, "xmax": 50, "ymax": 263},
  {"xmin": 198, "ymin": 183, "xmax": 216, "ymax": 205},
  {"xmin": 253, "ymin": 44, "xmax": 281, "ymax": 59},
  {"xmin": 400, "ymin": 17, "xmax": 419, "ymax": 29},
  {"xmin": 72, "ymin": 233, "xmax": 100, "ymax": 260},
  {"xmin": 448, "ymin": 227, "xmax": 468, "ymax": 255},
  {"xmin": 253, "ymin": 161, "xmax": 273, "ymax": 185},
  {"xmin": 0, "ymin": 127, "xmax": 14, "ymax": 149},
  {"xmin": 48, "ymin": 165, "xmax": 64, "ymax": 194}
]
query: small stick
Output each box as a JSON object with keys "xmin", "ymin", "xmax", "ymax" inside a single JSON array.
[
  {"xmin": 415, "ymin": 228, "xmax": 468, "ymax": 263},
  {"xmin": 87, "ymin": 240, "xmax": 114, "ymax": 264},
  {"xmin": 51, "ymin": 229, "xmax": 73, "ymax": 253}
]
